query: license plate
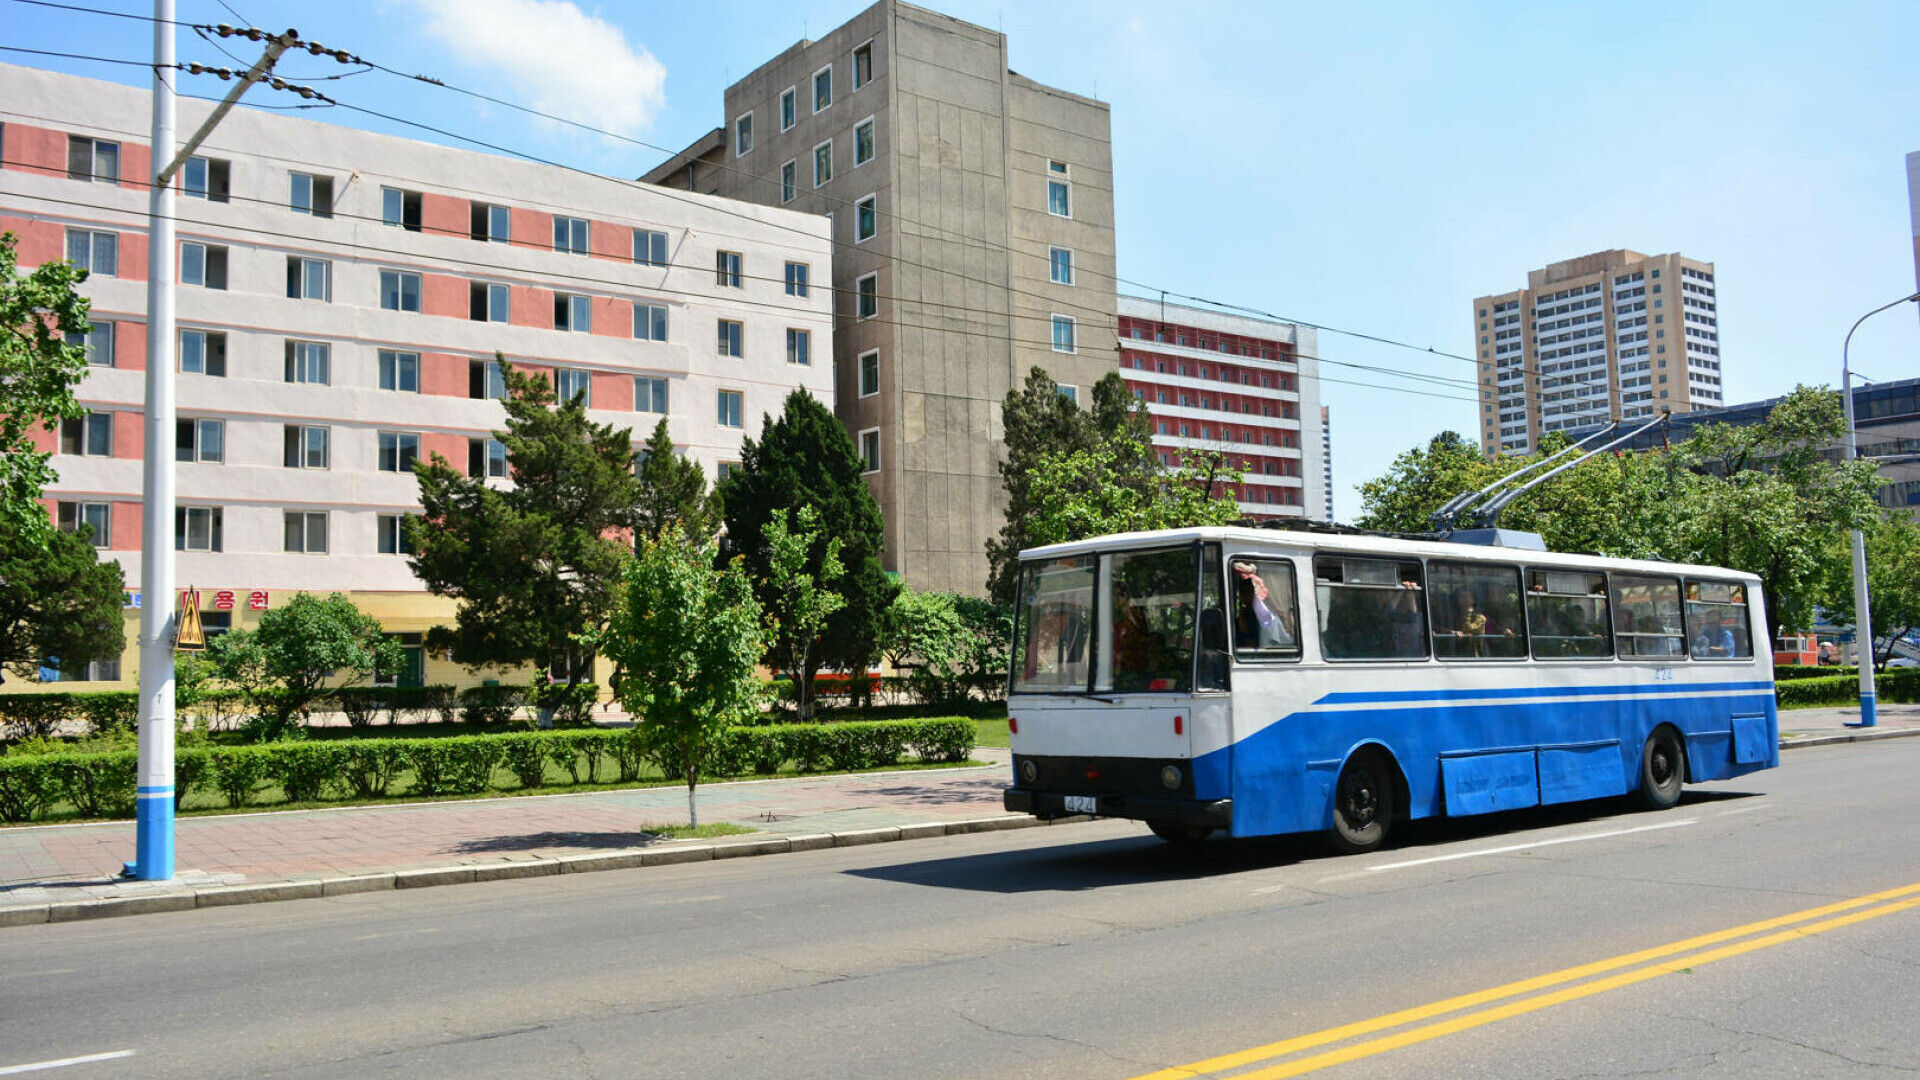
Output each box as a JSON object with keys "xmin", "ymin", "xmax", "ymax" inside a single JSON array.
[{"xmin": 1064, "ymin": 795, "xmax": 1098, "ymax": 814}]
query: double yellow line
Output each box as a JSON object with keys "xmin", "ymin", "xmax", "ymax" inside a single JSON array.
[{"xmin": 1129, "ymin": 881, "xmax": 1920, "ymax": 1080}]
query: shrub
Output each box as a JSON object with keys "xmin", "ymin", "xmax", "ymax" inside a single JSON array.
[
  {"xmin": 174, "ymin": 749, "xmax": 209, "ymax": 810},
  {"xmin": 0, "ymin": 694, "xmax": 72, "ymax": 739},
  {"xmin": 459, "ymin": 685, "xmax": 524, "ymax": 725},
  {"xmin": 71, "ymin": 693, "xmax": 139, "ymax": 736},
  {"xmin": 335, "ymin": 688, "xmax": 384, "ymax": 729},
  {"xmin": 612, "ymin": 727, "xmax": 646, "ymax": 782},
  {"xmin": 1774, "ymin": 675, "xmax": 1855, "ymax": 708},
  {"xmin": 499, "ymin": 734, "xmax": 550, "ymax": 788},
  {"xmin": 51, "ymin": 750, "xmax": 139, "ymax": 818},
  {"xmin": 342, "ymin": 741, "xmax": 408, "ymax": 798},
  {"xmin": 406, "ymin": 738, "xmax": 501, "ymax": 795},
  {"xmin": 1775, "ymin": 665, "xmax": 1855, "ymax": 681},
  {"xmin": 0, "ymin": 756, "xmax": 61, "ymax": 823},
  {"xmin": 424, "ymin": 685, "xmax": 460, "ymax": 725},
  {"xmin": 268, "ymin": 743, "xmax": 346, "ymax": 803},
  {"xmin": 209, "ymin": 748, "xmax": 272, "ymax": 808},
  {"xmin": 906, "ymin": 719, "xmax": 976, "ymax": 763},
  {"xmin": 551, "ymin": 731, "xmax": 606, "ymax": 783}
]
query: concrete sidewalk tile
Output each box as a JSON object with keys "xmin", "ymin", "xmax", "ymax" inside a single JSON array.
[
  {"xmin": 471, "ymin": 861, "xmax": 560, "ymax": 883},
  {"xmin": 49, "ymin": 893, "xmax": 196, "ymax": 921},
  {"xmin": 395, "ymin": 867, "xmax": 475, "ymax": 889},
  {"xmin": 556, "ymin": 851, "xmax": 647, "ymax": 874},
  {"xmin": 640, "ymin": 845, "xmax": 714, "ymax": 867},
  {"xmin": 897, "ymin": 823, "xmax": 948, "ymax": 841},
  {"xmin": 711, "ymin": 838, "xmax": 790, "ymax": 860},
  {"xmin": 785, "ymin": 833, "xmax": 835, "ymax": 852},
  {"xmin": 0, "ymin": 904, "xmax": 51, "ymax": 927},
  {"xmin": 832, "ymin": 827, "xmax": 901, "ymax": 847},
  {"xmin": 196, "ymin": 881, "xmax": 324, "ymax": 908},
  {"xmin": 321, "ymin": 874, "xmax": 395, "ymax": 896}
]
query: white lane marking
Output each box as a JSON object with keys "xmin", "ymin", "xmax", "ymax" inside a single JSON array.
[
  {"xmin": 0, "ymin": 1051, "xmax": 136, "ymax": 1075},
  {"xmin": 1361, "ymin": 818, "xmax": 1699, "ymax": 873}
]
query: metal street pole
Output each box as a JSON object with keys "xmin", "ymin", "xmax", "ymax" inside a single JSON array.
[
  {"xmin": 1840, "ymin": 290, "xmax": 1920, "ymax": 730},
  {"xmin": 129, "ymin": 0, "xmax": 178, "ymax": 880}
]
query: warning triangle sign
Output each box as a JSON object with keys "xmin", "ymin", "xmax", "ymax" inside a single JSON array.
[{"xmin": 176, "ymin": 589, "xmax": 206, "ymax": 652}]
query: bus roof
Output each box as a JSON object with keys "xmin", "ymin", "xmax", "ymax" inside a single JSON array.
[{"xmin": 1018, "ymin": 525, "xmax": 1763, "ymax": 584}]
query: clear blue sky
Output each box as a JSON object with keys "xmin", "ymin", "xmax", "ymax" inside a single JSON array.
[{"xmin": 8, "ymin": 0, "xmax": 1918, "ymax": 518}]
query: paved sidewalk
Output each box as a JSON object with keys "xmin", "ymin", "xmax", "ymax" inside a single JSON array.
[{"xmin": 4, "ymin": 705, "xmax": 1916, "ymax": 927}]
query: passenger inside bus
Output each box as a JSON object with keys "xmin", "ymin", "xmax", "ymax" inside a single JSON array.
[{"xmin": 1231, "ymin": 560, "xmax": 1296, "ymax": 650}]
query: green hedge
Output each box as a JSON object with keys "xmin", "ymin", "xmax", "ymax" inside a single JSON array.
[
  {"xmin": 1776, "ymin": 668, "xmax": 1920, "ymax": 708},
  {"xmin": 0, "ymin": 692, "xmax": 140, "ymax": 739},
  {"xmin": 1774, "ymin": 666, "xmax": 1856, "ymax": 681},
  {"xmin": 0, "ymin": 718, "xmax": 976, "ymax": 823}
]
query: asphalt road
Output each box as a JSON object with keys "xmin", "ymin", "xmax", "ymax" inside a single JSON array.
[{"xmin": 3, "ymin": 739, "xmax": 1917, "ymax": 1080}]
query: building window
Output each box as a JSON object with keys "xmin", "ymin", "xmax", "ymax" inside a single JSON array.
[
  {"xmin": 471, "ymin": 202, "xmax": 510, "ymax": 243},
  {"xmin": 379, "ymin": 349, "xmax": 420, "ymax": 393},
  {"xmin": 856, "ymin": 272, "xmax": 878, "ymax": 319},
  {"xmin": 717, "ymin": 390, "xmax": 744, "ymax": 428},
  {"xmin": 734, "ymin": 112, "xmax": 754, "ymax": 156},
  {"xmin": 66, "ymin": 322, "xmax": 113, "ymax": 367},
  {"xmin": 1051, "ymin": 314, "xmax": 1077, "ymax": 353},
  {"xmin": 175, "ymin": 506, "xmax": 222, "ymax": 552},
  {"xmin": 182, "ymin": 155, "xmax": 230, "ymax": 201},
  {"xmin": 554, "ymin": 292, "xmax": 592, "ymax": 332},
  {"xmin": 1047, "ymin": 160, "xmax": 1072, "ymax": 217},
  {"xmin": 716, "ymin": 461, "xmax": 741, "ymax": 483},
  {"xmin": 1049, "ymin": 247, "xmax": 1074, "ymax": 285},
  {"xmin": 555, "ymin": 367, "xmax": 592, "ymax": 405},
  {"xmin": 67, "ymin": 136, "xmax": 119, "ymax": 183},
  {"xmin": 634, "ymin": 302, "xmax": 669, "ymax": 342},
  {"xmin": 780, "ymin": 160, "xmax": 797, "ymax": 203},
  {"xmin": 380, "ymin": 269, "xmax": 422, "ymax": 313},
  {"xmin": 378, "ymin": 432, "xmax": 420, "ymax": 473},
  {"xmin": 634, "ymin": 376, "xmax": 669, "ymax": 414},
  {"xmin": 65, "ymin": 229, "xmax": 116, "ymax": 276},
  {"xmin": 1058, "ymin": 384, "xmax": 1079, "ymax": 403},
  {"xmin": 787, "ymin": 328, "xmax": 811, "ymax": 366},
  {"xmin": 813, "ymin": 140, "xmax": 833, "ymax": 187},
  {"xmin": 855, "ymin": 194, "xmax": 877, "ymax": 242},
  {"xmin": 634, "ymin": 228, "xmax": 668, "ymax": 267},
  {"xmin": 179, "ymin": 329, "xmax": 226, "ymax": 376},
  {"xmin": 470, "ymin": 281, "xmax": 509, "ymax": 322},
  {"xmin": 553, "ymin": 215, "xmax": 589, "ymax": 255},
  {"xmin": 780, "ymin": 87, "xmax": 797, "ymax": 131},
  {"xmin": 859, "ymin": 428, "xmax": 880, "ymax": 473},
  {"xmin": 56, "ymin": 501, "xmax": 110, "ymax": 548},
  {"xmin": 283, "ymin": 424, "xmax": 330, "ymax": 469},
  {"xmin": 813, "ymin": 64, "xmax": 833, "ymax": 112},
  {"xmin": 381, "ymin": 186, "xmax": 423, "ymax": 231},
  {"xmin": 284, "ymin": 340, "xmax": 330, "ymax": 385},
  {"xmin": 470, "ymin": 358, "xmax": 507, "ymax": 400},
  {"xmin": 377, "ymin": 514, "xmax": 414, "ymax": 555},
  {"xmin": 854, "ymin": 118, "xmax": 875, "ymax": 166},
  {"xmin": 852, "ymin": 40, "xmax": 873, "ymax": 89},
  {"xmin": 785, "ymin": 261, "xmax": 810, "ymax": 297},
  {"xmin": 180, "ymin": 241, "xmax": 228, "ymax": 289},
  {"xmin": 718, "ymin": 319, "xmax": 744, "ymax": 358},
  {"xmin": 859, "ymin": 350, "xmax": 879, "ymax": 397},
  {"xmin": 289, "ymin": 171, "xmax": 333, "ymax": 217},
  {"xmin": 176, "ymin": 418, "xmax": 224, "ymax": 463},
  {"xmin": 283, "ymin": 511, "xmax": 328, "ymax": 554},
  {"xmin": 716, "ymin": 250, "xmax": 743, "ymax": 288},
  {"xmin": 60, "ymin": 414, "xmax": 112, "ymax": 457},
  {"xmin": 468, "ymin": 437, "xmax": 509, "ymax": 478},
  {"xmin": 286, "ymin": 256, "xmax": 331, "ymax": 301}
]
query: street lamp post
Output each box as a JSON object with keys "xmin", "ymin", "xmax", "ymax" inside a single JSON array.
[{"xmin": 1840, "ymin": 290, "xmax": 1920, "ymax": 729}]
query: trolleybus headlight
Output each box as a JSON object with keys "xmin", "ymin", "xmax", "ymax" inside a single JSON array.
[
  {"xmin": 1160, "ymin": 764, "xmax": 1183, "ymax": 791},
  {"xmin": 1020, "ymin": 759, "xmax": 1038, "ymax": 784}
]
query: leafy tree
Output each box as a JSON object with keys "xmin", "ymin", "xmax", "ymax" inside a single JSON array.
[
  {"xmin": 596, "ymin": 536, "xmax": 764, "ymax": 826},
  {"xmin": 878, "ymin": 586, "xmax": 969, "ymax": 703},
  {"xmin": 1024, "ymin": 442, "xmax": 1245, "ymax": 551},
  {"xmin": 987, "ymin": 368, "xmax": 1153, "ymax": 603},
  {"xmin": 207, "ymin": 592, "xmax": 403, "ymax": 736},
  {"xmin": 634, "ymin": 417, "xmax": 715, "ymax": 543},
  {"xmin": 1, "ymin": 232, "xmax": 93, "ymax": 540},
  {"xmin": 716, "ymin": 389, "xmax": 895, "ymax": 687},
  {"xmin": 0, "ymin": 516, "xmax": 125, "ymax": 686},
  {"xmin": 1354, "ymin": 431, "xmax": 1495, "ymax": 534},
  {"xmin": 408, "ymin": 357, "xmax": 645, "ymax": 691},
  {"xmin": 950, "ymin": 595, "xmax": 1013, "ymax": 696},
  {"xmin": 762, "ymin": 505, "xmax": 845, "ymax": 719},
  {"xmin": 1820, "ymin": 514, "xmax": 1920, "ymax": 671}
]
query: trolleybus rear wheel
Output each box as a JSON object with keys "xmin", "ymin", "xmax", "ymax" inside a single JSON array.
[
  {"xmin": 1635, "ymin": 726, "xmax": 1686, "ymax": 811},
  {"xmin": 1330, "ymin": 749, "xmax": 1395, "ymax": 854},
  {"xmin": 1147, "ymin": 821, "xmax": 1213, "ymax": 846}
]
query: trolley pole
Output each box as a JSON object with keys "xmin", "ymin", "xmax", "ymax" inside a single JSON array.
[{"xmin": 1839, "ymin": 290, "xmax": 1920, "ymax": 730}]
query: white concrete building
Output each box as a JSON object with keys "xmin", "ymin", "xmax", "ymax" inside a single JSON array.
[{"xmin": 1, "ymin": 63, "xmax": 833, "ymax": 688}]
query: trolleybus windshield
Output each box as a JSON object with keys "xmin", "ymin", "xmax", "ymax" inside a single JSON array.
[{"xmin": 1013, "ymin": 545, "xmax": 1207, "ymax": 695}]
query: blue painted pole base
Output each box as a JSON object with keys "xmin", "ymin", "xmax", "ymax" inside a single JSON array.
[
  {"xmin": 1846, "ymin": 693, "xmax": 1878, "ymax": 729},
  {"xmin": 130, "ymin": 787, "xmax": 175, "ymax": 881}
]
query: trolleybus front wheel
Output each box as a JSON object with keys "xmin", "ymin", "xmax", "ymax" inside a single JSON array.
[
  {"xmin": 1635, "ymin": 726, "xmax": 1686, "ymax": 811},
  {"xmin": 1147, "ymin": 821, "xmax": 1214, "ymax": 846},
  {"xmin": 1330, "ymin": 749, "xmax": 1396, "ymax": 855}
]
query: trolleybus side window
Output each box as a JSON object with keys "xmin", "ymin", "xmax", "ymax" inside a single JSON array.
[
  {"xmin": 1610, "ymin": 573, "xmax": 1686, "ymax": 657},
  {"xmin": 1316, "ymin": 557, "xmax": 1428, "ymax": 661},
  {"xmin": 1197, "ymin": 544, "xmax": 1229, "ymax": 690},
  {"xmin": 1228, "ymin": 555, "xmax": 1301, "ymax": 661},
  {"xmin": 1101, "ymin": 546, "xmax": 1198, "ymax": 694},
  {"xmin": 1685, "ymin": 580, "xmax": 1753, "ymax": 659},
  {"xmin": 1429, "ymin": 560, "xmax": 1527, "ymax": 660},
  {"xmin": 1013, "ymin": 555, "xmax": 1096, "ymax": 693},
  {"xmin": 1526, "ymin": 569, "xmax": 1613, "ymax": 659}
]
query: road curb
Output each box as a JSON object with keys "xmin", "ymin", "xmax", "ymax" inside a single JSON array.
[
  {"xmin": 0, "ymin": 813, "xmax": 1060, "ymax": 928},
  {"xmin": 1780, "ymin": 727, "xmax": 1920, "ymax": 749}
]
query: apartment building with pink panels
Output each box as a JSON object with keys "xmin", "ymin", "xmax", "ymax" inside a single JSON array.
[
  {"xmin": 0, "ymin": 63, "xmax": 833, "ymax": 690},
  {"xmin": 1116, "ymin": 295, "xmax": 1328, "ymax": 522}
]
